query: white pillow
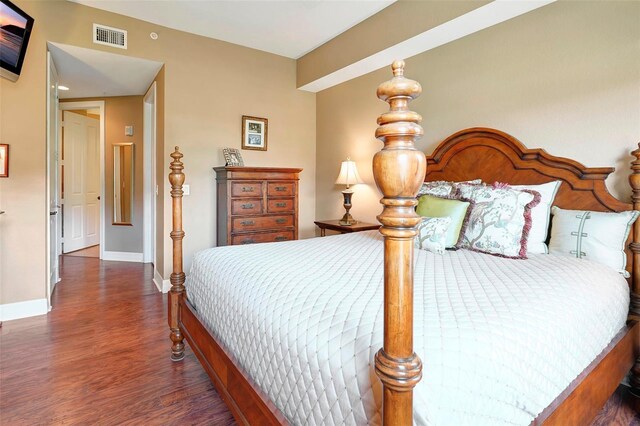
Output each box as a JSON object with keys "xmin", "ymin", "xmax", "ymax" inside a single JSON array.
[
  {"xmin": 511, "ymin": 181, "xmax": 561, "ymax": 254},
  {"xmin": 549, "ymin": 206, "xmax": 639, "ymax": 277},
  {"xmin": 415, "ymin": 217, "xmax": 452, "ymax": 255}
]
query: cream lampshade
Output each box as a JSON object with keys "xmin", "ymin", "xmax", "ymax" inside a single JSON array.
[{"xmin": 335, "ymin": 158, "xmax": 363, "ymax": 226}]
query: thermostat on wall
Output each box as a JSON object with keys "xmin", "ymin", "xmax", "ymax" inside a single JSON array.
[{"xmin": 125, "ymin": 126, "xmax": 134, "ymax": 136}]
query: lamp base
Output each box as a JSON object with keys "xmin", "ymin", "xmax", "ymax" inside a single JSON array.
[
  {"xmin": 339, "ymin": 188, "xmax": 357, "ymax": 226},
  {"xmin": 339, "ymin": 213, "xmax": 357, "ymax": 226}
]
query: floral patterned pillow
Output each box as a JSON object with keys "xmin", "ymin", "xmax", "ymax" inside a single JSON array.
[
  {"xmin": 414, "ymin": 217, "xmax": 452, "ymax": 255},
  {"xmin": 417, "ymin": 181, "xmax": 457, "ymax": 198},
  {"xmin": 417, "ymin": 179, "xmax": 482, "ymax": 198},
  {"xmin": 457, "ymin": 183, "xmax": 541, "ymax": 259}
]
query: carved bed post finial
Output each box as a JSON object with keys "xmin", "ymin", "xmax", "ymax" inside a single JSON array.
[
  {"xmin": 169, "ymin": 146, "xmax": 186, "ymax": 361},
  {"xmin": 629, "ymin": 143, "xmax": 640, "ymax": 396},
  {"xmin": 373, "ymin": 60, "xmax": 426, "ymax": 425}
]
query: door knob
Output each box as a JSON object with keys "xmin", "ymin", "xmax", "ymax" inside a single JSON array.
[{"xmin": 97, "ymin": 196, "xmax": 101, "ymax": 200}]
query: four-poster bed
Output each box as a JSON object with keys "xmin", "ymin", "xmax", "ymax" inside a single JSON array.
[{"xmin": 168, "ymin": 61, "xmax": 640, "ymax": 425}]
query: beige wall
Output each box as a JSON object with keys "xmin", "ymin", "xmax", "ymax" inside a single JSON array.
[
  {"xmin": 63, "ymin": 96, "xmax": 145, "ymax": 253},
  {"xmin": 297, "ymin": 0, "xmax": 488, "ymax": 88},
  {"xmin": 103, "ymin": 97, "xmax": 144, "ymax": 253},
  {"xmin": 0, "ymin": 1, "xmax": 315, "ymax": 305},
  {"xmin": 316, "ymin": 1, "xmax": 640, "ymax": 226}
]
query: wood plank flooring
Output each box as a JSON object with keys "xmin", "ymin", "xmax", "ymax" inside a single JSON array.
[
  {"xmin": 64, "ymin": 244, "xmax": 100, "ymax": 258},
  {"xmin": 0, "ymin": 256, "xmax": 235, "ymax": 425},
  {"xmin": 0, "ymin": 255, "xmax": 638, "ymax": 425}
]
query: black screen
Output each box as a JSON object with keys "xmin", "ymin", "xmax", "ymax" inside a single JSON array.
[{"xmin": 0, "ymin": 0, "xmax": 34, "ymax": 77}]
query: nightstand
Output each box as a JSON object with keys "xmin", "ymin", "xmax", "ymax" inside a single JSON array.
[{"xmin": 314, "ymin": 219, "xmax": 380, "ymax": 237}]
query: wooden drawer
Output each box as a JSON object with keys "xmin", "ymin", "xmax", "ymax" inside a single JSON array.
[
  {"xmin": 215, "ymin": 167, "xmax": 302, "ymax": 247},
  {"xmin": 231, "ymin": 181, "xmax": 263, "ymax": 198},
  {"xmin": 232, "ymin": 215, "xmax": 293, "ymax": 232},
  {"xmin": 231, "ymin": 230, "xmax": 294, "ymax": 245},
  {"xmin": 267, "ymin": 198, "xmax": 294, "ymax": 213},
  {"xmin": 267, "ymin": 182, "xmax": 294, "ymax": 197},
  {"xmin": 231, "ymin": 199, "xmax": 262, "ymax": 215}
]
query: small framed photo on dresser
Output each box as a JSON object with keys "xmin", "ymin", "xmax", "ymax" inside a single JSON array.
[
  {"xmin": 242, "ymin": 115, "xmax": 268, "ymax": 151},
  {"xmin": 223, "ymin": 147, "xmax": 244, "ymax": 167}
]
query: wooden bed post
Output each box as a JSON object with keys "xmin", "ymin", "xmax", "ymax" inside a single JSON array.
[
  {"xmin": 629, "ymin": 143, "xmax": 640, "ymax": 395},
  {"xmin": 168, "ymin": 147, "xmax": 186, "ymax": 362},
  {"xmin": 373, "ymin": 60, "xmax": 426, "ymax": 425},
  {"xmin": 629, "ymin": 143, "xmax": 640, "ymax": 319}
]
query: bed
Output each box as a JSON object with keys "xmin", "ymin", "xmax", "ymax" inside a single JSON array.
[{"xmin": 167, "ymin": 61, "xmax": 640, "ymax": 425}]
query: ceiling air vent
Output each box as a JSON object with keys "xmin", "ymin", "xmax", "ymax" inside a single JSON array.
[{"xmin": 93, "ymin": 23, "xmax": 127, "ymax": 49}]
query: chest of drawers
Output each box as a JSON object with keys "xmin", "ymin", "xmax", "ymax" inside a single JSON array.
[{"xmin": 214, "ymin": 166, "xmax": 302, "ymax": 246}]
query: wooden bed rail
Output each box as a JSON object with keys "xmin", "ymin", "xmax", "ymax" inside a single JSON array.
[
  {"xmin": 373, "ymin": 60, "xmax": 426, "ymax": 425},
  {"xmin": 169, "ymin": 147, "xmax": 186, "ymax": 362}
]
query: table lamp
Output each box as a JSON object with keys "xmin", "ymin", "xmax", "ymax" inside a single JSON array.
[{"xmin": 335, "ymin": 158, "xmax": 363, "ymax": 225}]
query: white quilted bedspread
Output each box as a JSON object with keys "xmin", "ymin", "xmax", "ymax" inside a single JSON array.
[{"xmin": 186, "ymin": 231, "xmax": 629, "ymax": 426}]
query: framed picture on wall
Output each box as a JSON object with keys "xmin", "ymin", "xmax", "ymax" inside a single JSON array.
[
  {"xmin": 241, "ymin": 115, "xmax": 268, "ymax": 151},
  {"xmin": 223, "ymin": 147, "xmax": 244, "ymax": 167},
  {"xmin": 0, "ymin": 144, "xmax": 8, "ymax": 177}
]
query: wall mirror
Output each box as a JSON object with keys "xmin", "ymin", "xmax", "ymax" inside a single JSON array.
[{"xmin": 113, "ymin": 143, "xmax": 134, "ymax": 225}]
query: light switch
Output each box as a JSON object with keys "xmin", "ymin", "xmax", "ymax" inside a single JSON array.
[
  {"xmin": 183, "ymin": 184, "xmax": 190, "ymax": 196},
  {"xmin": 125, "ymin": 125, "xmax": 134, "ymax": 136}
]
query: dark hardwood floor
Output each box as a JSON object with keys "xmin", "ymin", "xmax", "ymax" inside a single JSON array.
[
  {"xmin": 0, "ymin": 255, "xmax": 638, "ymax": 425},
  {"xmin": 0, "ymin": 256, "xmax": 235, "ymax": 425}
]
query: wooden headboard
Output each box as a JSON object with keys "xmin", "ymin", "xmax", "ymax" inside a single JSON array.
[
  {"xmin": 425, "ymin": 128, "xmax": 630, "ymax": 212},
  {"xmin": 424, "ymin": 127, "xmax": 640, "ymax": 318}
]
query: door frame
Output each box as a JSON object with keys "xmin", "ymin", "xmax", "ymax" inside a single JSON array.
[
  {"xmin": 58, "ymin": 101, "xmax": 106, "ymax": 260},
  {"xmin": 143, "ymin": 82, "xmax": 156, "ymax": 266},
  {"xmin": 46, "ymin": 51, "xmax": 59, "ymax": 308}
]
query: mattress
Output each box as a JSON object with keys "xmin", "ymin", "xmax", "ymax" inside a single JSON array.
[{"xmin": 186, "ymin": 231, "xmax": 629, "ymax": 426}]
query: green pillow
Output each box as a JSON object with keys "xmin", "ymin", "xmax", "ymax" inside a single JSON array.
[{"xmin": 416, "ymin": 194, "xmax": 471, "ymax": 248}]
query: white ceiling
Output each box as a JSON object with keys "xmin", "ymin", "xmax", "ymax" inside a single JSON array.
[
  {"xmin": 69, "ymin": 0, "xmax": 395, "ymax": 59},
  {"xmin": 48, "ymin": 42, "xmax": 163, "ymax": 99}
]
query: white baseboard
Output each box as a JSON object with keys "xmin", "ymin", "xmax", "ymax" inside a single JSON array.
[
  {"xmin": 0, "ymin": 298, "xmax": 48, "ymax": 321},
  {"xmin": 102, "ymin": 251, "xmax": 144, "ymax": 262},
  {"xmin": 152, "ymin": 268, "xmax": 171, "ymax": 293}
]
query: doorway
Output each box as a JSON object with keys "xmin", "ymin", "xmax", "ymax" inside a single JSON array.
[
  {"xmin": 46, "ymin": 42, "xmax": 164, "ymax": 309},
  {"xmin": 59, "ymin": 105, "xmax": 104, "ymax": 257}
]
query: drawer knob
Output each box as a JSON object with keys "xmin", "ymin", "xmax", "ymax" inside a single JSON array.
[
  {"xmin": 275, "ymin": 218, "xmax": 286, "ymax": 224},
  {"xmin": 241, "ymin": 220, "xmax": 255, "ymax": 226},
  {"xmin": 241, "ymin": 203, "xmax": 255, "ymax": 209},
  {"xmin": 275, "ymin": 236, "xmax": 288, "ymax": 241},
  {"xmin": 241, "ymin": 239, "xmax": 255, "ymax": 245},
  {"xmin": 275, "ymin": 202, "xmax": 286, "ymax": 208},
  {"xmin": 275, "ymin": 186, "xmax": 287, "ymax": 192},
  {"xmin": 241, "ymin": 186, "xmax": 254, "ymax": 192}
]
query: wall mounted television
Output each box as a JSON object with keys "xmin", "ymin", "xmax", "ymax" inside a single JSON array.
[{"xmin": 0, "ymin": 0, "xmax": 34, "ymax": 82}]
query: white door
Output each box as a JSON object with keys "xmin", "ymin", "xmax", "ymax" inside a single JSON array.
[
  {"xmin": 47, "ymin": 53, "xmax": 60, "ymax": 300},
  {"xmin": 62, "ymin": 111, "xmax": 100, "ymax": 253}
]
